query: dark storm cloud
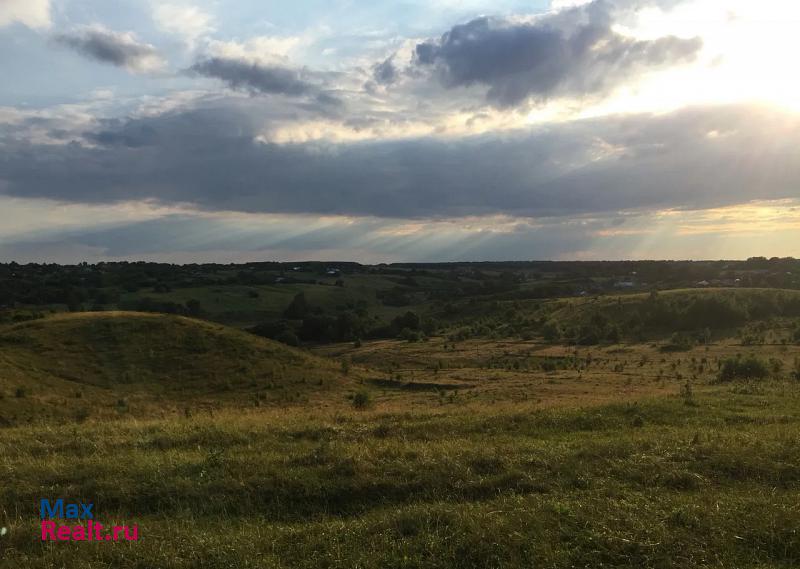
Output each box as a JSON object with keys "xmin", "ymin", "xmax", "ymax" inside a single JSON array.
[
  {"xmin": 189, "ymin": 57, "xmax": 316, "ymax": 96},
  {"xmin": 54, "ymin": 27, "xmax": 162, "ymax": 72},
  {"xmin": 1, "ymin": 103, "xmax": 799, "ymax": 219},
  {"xmin": 413, "ymin": 0, "xmax": 701, "ymax": 107},
  {"xmin": 84, "ymin": 121, "xmax": 159, "ymax": 148}
]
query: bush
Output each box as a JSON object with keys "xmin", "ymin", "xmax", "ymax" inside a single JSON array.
[
  {"xmin": 575, "ymin": 325, "xmax": 600, "ymax": 346},
  {"xmin": 274, "ymin": 330, "xmax": 300, "ymax": 347},
  {"xmin": 351, "ymin": 390, "xmax": 371, "ymax": 409},
  {"xmin": 392, "ymin": 311, "xmax": 421, "ymax": 332},
  {"xmin": 661, "ymin": 332, "xmax": 695, "ymax": 352},
  {"xmin": 542, "ymin": 322, "xmax": 561, "ymax": 343},
  {"xmin": 400, "ymin": 328, "xmax": 423, "ymax": 342},
  {"xmin": 717, "ymin": 355, "xmax": 771, "ymax": 382}
]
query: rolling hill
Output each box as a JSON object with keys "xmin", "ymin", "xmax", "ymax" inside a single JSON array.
[
  {"xmin": 0, "ymin": 312, "xmax": 350, "ymax": 424},
  {"xmin": 542, "ymin": 288, "xmax": 800, "ymax": 341},
  {"xmin": 442, "ymin": 288, "xmax": 800, "ymax": 344}
]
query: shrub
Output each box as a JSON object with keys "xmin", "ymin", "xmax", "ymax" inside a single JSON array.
[
  {"xmin": 576, "ymin": 325, "xmax": 600, "ymax": 346},
  {"xmin": 351, "ymin": 390, "xmax": 371, "ymax": 409},
  {"xmin": 14, "ymin": 387, "xmax": 25, "ymax": 398},
  {"xmin": 392, "ymin": 311, "xmax": 420, "ymax": 332},
  {"xmin": 542, "ymin": 322, "xmax": 561, "ymax": 343},
  {"xmin": 400, "ymin": 328, "xmax": 423, "ymax": 342},
  {"xmin": 275, "ymin": 330, "xmax": 300, "ymax": 347},
  {"xmin": 661, "ymin": 332, "xmax": 694, "ymax": 352},
  {"xmin": 717, "ymin": 356, "xmax": 771, "ymax": 382}
]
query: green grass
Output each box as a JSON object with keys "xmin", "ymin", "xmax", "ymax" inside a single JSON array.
[
  {"xmin": 2, "ymin": 384, "xmax": 800, "ymax": 567},
  {"xmin": 2, "ymin": 289, "xmax": 800, "ymax": 567},
  {"xmin": 0, "ymin": 312, "xmax": 350, "ymax": 423},
  {"xmin": 121, "ymin": 273, "xmax": 423, "ymax": 328}
]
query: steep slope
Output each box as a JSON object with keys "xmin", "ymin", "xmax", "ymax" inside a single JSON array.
[{"xmin": 0, "ymin": 312, "xmax": 349, "ymax": 423}]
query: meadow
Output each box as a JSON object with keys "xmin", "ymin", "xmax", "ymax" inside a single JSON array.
[
  {"xmin": 3, "ymin": 377, "xmax": 800, "ymax": 568},
  {"xmin": 1, "ymin": 266, "xmax": 800, "ymax": 567}
]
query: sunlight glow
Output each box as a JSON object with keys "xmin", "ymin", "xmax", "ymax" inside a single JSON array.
[{"xmin": 615, "ymin": 0, "xmax": 800, "ymax": 113}]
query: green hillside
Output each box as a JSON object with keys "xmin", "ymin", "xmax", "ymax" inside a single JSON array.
[
  {"xmin": 546, "ymin": 288, "xmax": 800, "ymax": 342},
  {"xmin": 442, "ymin": 288, "xmax": 800, "ymax": 344},
  {"xmin": 0, "ymin": 312, "xmax": 350, "ymax": 424}
]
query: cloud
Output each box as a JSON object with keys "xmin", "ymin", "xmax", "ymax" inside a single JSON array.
[
  {"xmin": 54, "ymin": 26, "xmax": 166, "ymax": 73},
  {"xmin": 152, "ymin": 3, "xmax": 214, "ymax": 47},
  {"xmin": 188, "ymin": 56, "xmax": 342, "ymax": 109},
  {"xmin": 372, "ymin": 56, "xmax": 399, "ymax": 85},
  {"xmin": 1, "ymin": 100, "xmax": 799, "ymax": 222},
  {"xmin": 0, "ymin": 0, "xmax": 50, "ymax": 29},
  {"xmin": 550, "ymin": 0, "xmax": 689, "ymax": 13},
  {"xmin": 413, "ymin": 0, "xmax": 702, "ymax": 107},
  {"xmin": 189, "ymin": 57, "xmax": 315, "ymax": 96},
  {"xmin": 205, "ymin": 36, "xmax": 306, "ymax": 63}
]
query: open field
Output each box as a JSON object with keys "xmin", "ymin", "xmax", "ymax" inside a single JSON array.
[
  {"xmin": 3, "ymin": 382, "xmax": 800, "ymax": 568},
  {"xmin": 0, "ymin": 282, "xmax": 799, "ymax": 567}
]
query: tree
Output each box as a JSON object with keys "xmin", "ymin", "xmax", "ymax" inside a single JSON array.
[
  {"xmin": 284, "ymin": 292, "xmax": 309, "ymax": 319},
  {"xmin": 542, "ymin": 322, "xmax": 561, "ymax": 343},
  {"xmin": 392, "ymin": 311, "xmax": 420, "ymax": 332}
]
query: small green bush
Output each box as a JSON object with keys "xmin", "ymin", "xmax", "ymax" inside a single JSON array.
[{"xmin": 717, "ymin": 355, "xmax": 770, "ymax": 382}]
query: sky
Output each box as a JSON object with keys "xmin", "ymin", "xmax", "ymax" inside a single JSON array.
[{"xmin": 0, "ymin": 0, "xmax": 799, "ymax": 263}]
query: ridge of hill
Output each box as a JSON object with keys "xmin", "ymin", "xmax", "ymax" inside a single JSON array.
[{"xmin": 0, "ymin": 312, "xmax": 350, "ymax": 424}]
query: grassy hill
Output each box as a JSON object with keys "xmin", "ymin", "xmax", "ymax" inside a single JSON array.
[
  {"xmin": 0, "ymin": 312, "xmax": 351, "ymax": 424},
  {"xmin": 441, "ymin": 288, "xmax": 800, "ymax": 344},
  {"xmin": 546, "ymin": 288, "xmax": 800, "ymax": 341}
]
